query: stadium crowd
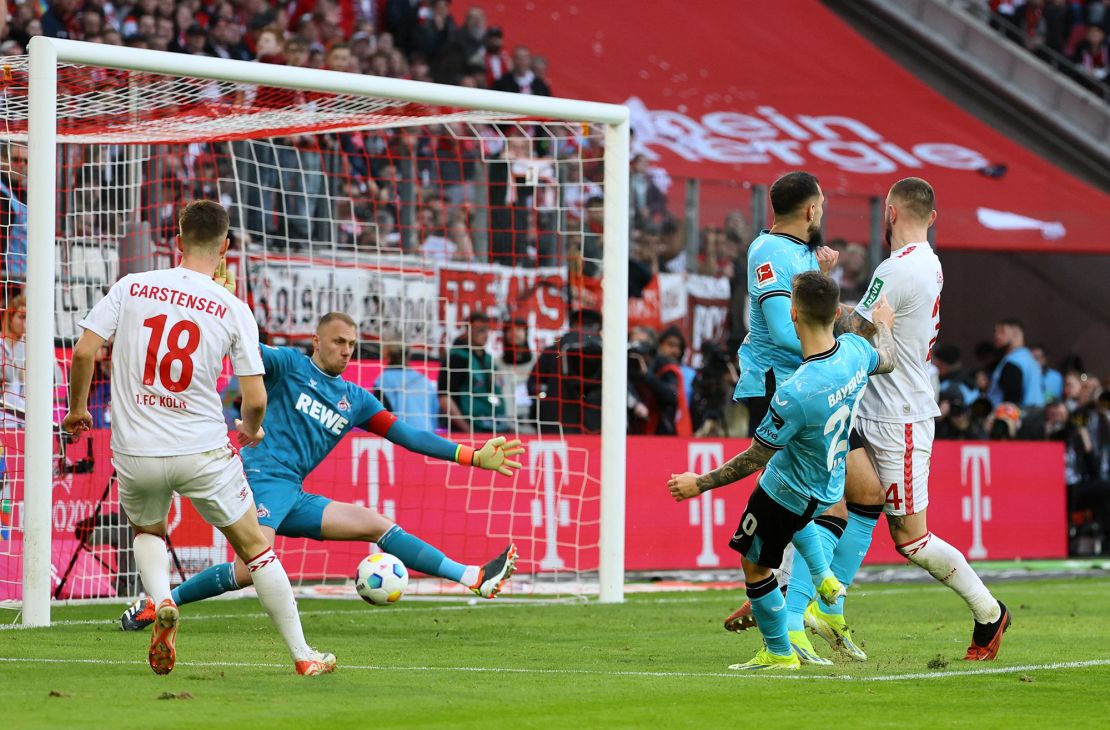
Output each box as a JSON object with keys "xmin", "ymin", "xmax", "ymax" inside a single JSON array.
[{"xmin": 986, "ymin": 0, "xmax": 1110, "ymax": 95}]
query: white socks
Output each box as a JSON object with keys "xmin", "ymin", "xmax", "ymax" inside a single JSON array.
[
  {"xmin": 133, "ymin": 533, "xmax": 172, "ymax": 605},
  {"xmin": 898, "ymin": 532, "xmax": 1001, "ymax": 624},
  {"xmin": 247, "ymin": 547, "xmax": 313, "ymax": 661},
  {"xmin": 461, "ymin": 565, "xmax": 480, "ymax": 587}
]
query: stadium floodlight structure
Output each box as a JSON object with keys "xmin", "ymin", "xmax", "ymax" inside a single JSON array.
[{"xmin": 10, "ymin": 37, "xmax": 629, "ymax": 627}]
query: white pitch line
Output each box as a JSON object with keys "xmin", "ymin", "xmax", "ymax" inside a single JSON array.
[{"xmin": 2, "ymin": 655, "xmax": 1109, "ymax": 682}]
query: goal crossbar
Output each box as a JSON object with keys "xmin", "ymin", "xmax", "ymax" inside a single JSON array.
[{"xmin": 21, "ymin": 37, "xmax": 630, "ymax": 626}]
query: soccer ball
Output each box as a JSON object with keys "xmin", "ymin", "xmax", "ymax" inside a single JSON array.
[{"xmin": 354, "ymin": 553, "xmax": 409, "ymax": 605}]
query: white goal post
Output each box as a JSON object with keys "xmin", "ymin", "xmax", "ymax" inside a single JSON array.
[{"xmin": 19, "ymin": 36, "xmax": 629, "ymax": 627}]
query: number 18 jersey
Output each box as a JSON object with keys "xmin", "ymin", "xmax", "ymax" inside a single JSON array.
[
  {"xmin": 79, "ymin": 267, "xmax": 263, "ymax": 457},
  {"xmin": 753, "ymin": 334, "xmax": 879, "ymax": 516}
]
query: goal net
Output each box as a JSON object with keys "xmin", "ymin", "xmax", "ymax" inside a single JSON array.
[{"xmin": 3, "ymin": 39, "xmax": 629, "ymax": 625}]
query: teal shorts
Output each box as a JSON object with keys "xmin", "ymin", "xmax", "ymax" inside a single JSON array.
[{"xmin": 246, "ymin": 468, "xmax": 332, "ymax": 541}]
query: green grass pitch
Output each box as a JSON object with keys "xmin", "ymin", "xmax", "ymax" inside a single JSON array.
[{"xmin": 2, "ymin": 577, "xmax": 1108, "ymax": 729}]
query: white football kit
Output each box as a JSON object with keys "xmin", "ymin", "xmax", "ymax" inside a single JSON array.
[
  {"xmin": 79, "ymin": 266, "xmax": 264, "ymax": 527},
  {"xmin": 853, "ymin": 243, "xmax": 943, "ymax": 516}
]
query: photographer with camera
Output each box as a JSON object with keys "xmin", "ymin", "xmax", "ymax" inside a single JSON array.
[
  {"xmin": 532, "ymin": 310, "xmax": 603, "ymax": 434},
  {"xmin": 627, "ymin": 325, "xmax": 691, "ymax": 436},
  {"xmin": 690, "ymin": 341, "xmax": 741, "ymax": 437}
]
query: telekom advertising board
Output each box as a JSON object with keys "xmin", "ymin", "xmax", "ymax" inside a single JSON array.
[{"xmin": 0, "ymin": 434, "xmax": 1065, "ymax": 600}]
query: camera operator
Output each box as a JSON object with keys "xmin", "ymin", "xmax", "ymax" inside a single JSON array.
[
  {"xmin": 532, "ymin": 310, "xmax": 603, "ymax": 434},
  {"xmin": 690, "ymin": 341, "xmax": 739, "ymax": 437}
]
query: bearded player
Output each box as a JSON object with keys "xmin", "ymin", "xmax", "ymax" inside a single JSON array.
[
  {"xmin": 814, "ymin": 177, "xmax": 1011, "ymax": 661},
  {"xmin": 121, "ymin": 312, "xmax": 522, "ymax": 630}
]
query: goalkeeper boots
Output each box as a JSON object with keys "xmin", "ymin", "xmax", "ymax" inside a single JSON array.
[
  {"xmin": 148, "ymin": 599, "xmax": 179, "ymax": 676},
  {"xmin": 805, "ymin": 601, "xmax": 867, "ymax": 661},
  {"xmin": 469, "ymin": 543, "xmax": 518, "ymax": 598},
  {"xmin": 121, "ymin": 596, "xmax": 156, "ymax": 631}
]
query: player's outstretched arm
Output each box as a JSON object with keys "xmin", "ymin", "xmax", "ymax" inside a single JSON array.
[
  {"xmin": 376, "ymin": 414, "xmax": 524, "ymax": 477},
  {"xmin": 61, "ymin": 329, "xmax": 105, "ymax": 436},
  {"xmin": 667, "ymin": 441, "xmax": 777, "ymax": 502},
  {"xmin": 869, "ymin": 295, "xmax": 897, "ymax": 375}
]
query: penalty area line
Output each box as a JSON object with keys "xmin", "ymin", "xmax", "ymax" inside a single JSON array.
[{"xmin": 1, "ymin": 656, "xmax": 1109, "ymax": 682}]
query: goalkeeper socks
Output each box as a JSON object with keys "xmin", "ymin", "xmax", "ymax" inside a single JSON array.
[
  {"xmin": 247, "ymin": 547, "xmax": 313, "ymax": 661},
  {"xmin": 171, "ymin": 562, "xmax": 239, "ymax": 606},
  {"xmin": 822, "ymin": 503, "xmax": 882, "ymax": 615},
  {"xmin": 378, "ymin": 524, "xmax": 467, "ymax": 583},
  {"xmin": 897, "ymin": 531, "xmax": 1001, "ymax": 625},
  {"xmin": 133, "ymin": 533, "xmax": 172, "ymax": 605},
  {"xmin": 747, "ymin": 574, "xmax": 791, "ymax": 656}
]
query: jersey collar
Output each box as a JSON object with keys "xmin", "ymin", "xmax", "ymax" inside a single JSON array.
[
  {"xmin": 803, "ymin": 340, "xmax": 840, "ymax": 363},
  {"xmin": 763, "ymin": 229, "xmax": 813, "ymax": 249},
  {"xmin": 308, "ymin": 356, "xmax": 342, "ymax": 380}
]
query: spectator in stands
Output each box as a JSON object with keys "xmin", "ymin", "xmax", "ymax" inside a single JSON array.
[
  {"xmin": 493, "ymin": 45, "xmax": 550, "ymax": 95},
  {"xmin": 936, "ymin": 390, "xmax": 988, "ymax": 440},
  {"xmin": 0, "ymin": 294, "xmax": 25, "ymax": 428},
  {"xmin": 1042, "ymin": 0, "xmax": 1081, "ymax": 56},
  {"xmin": 40, "ymin": 0, "xmax": 77, "ymax": 39},
  {"xmin": 483, "ymin": 27, "xmax": 510, "ymax": 86},
  {"xmin": 1031, "ymin": 343, "xmax": 1065, "ymax": 402},
  {"xmin": 1012, "ymin": 0, "xmax": 1049, "ymax": 52},
  {"xmin": 375, "ymin": 341, "xmax": 440, "ymax": 433},
  {"xmin": 532, "ymin": 55, "xmax": 550, "ymax": 90},
  {"xmin": 455, "ymin": 6, "xmax": 488, "ymax": 67},
  {"xmin": 1089, "ymin": 0, "xmax": 1110, "ymax": 31},
  {"xmin": 209, "ymin": 16, "xmax": 251, "ymax": 61},
  {"xmin": 439, "ymin": 311, "xmax": 508, "ymax": 433},
  {"xmin": 630, "ymin": 153, "xmax": 667, "ymax": 227},
  {"xmin": 358, "ymin": 209, "xmax": 402, "ymax": 253},
  {"xmin": 496, "ymin": 318, "xmax": 536, "ymax": 433},
  {"xmin": 1073, "ymin": 24, "xmax": 1109, "ymax": 82},
  {"xmin": 0, "ymin": 142, "xmax": 27, "ymax": 284},
  {"xmin": 183, "ymin": 23, "xmax": 210, "ymax": 55},
  {"xmin": 446, "ymin": 217, "xmax": 476, "ymax": 262},
  {"xmin": 1054, "ymin": 398, "xmax": 1110, "ymax": 554},
  {"xmin": 656, "ymin": 217, "xmax": 685, "ymax": 274},
  {"xmin": 989, "ymin": 318, "xmax": 1046, "ymax": 408},
  {"xmin": 417, "ymin": 0, "xmax": 457, "ymax": 62},
  {"xmin": 833, "ymin": 241, "xmax": 869, "ymax": 302},
  {"xmin": 935, "ymin": 344, "xmax": 980, "ymax": 407}
]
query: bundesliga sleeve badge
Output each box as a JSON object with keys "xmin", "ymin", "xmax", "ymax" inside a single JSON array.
[{"xmin": 755, "ymin": 262, "xmax": 777, "ymax": 285}]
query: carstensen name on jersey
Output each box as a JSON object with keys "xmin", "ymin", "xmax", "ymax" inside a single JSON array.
[{"xmin": 128, "ymin": 282, "xmax": 230, "ymax": 319}]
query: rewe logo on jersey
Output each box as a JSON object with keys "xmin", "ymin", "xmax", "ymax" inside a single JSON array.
[{"xmin": 294, "ymin": 393, "xmax": 350, "ymax": 435}]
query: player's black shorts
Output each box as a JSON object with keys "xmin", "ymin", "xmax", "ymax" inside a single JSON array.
[
  {"xmin": 848, "ymin": 427, "xmax": 867, "ymax": 451},
  {"xmin": 728, "ymin": 484, "xmax": 816, "ymax": 569}
]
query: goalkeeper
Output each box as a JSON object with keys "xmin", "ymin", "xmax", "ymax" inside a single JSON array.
[{"xmin": 121, "ymin": 310, "xmax": 522, "ymax": 630}]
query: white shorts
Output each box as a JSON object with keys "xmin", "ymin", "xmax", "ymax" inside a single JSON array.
[
  {"xmin": 854, "ymin": 417, "xmax": 934, "ymax": 517},
  {"xmin": 113, "ymin": 446, "xmax": 254, "ymax": 528}
]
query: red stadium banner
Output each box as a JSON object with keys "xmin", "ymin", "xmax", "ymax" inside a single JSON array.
[
  {"xmin": 486, "ymin": 0, "xmax": 1110, "ymax": 253},
  {"xmin": 0, "ymin": 432, "xmax": 1063, "ymax": 601}
]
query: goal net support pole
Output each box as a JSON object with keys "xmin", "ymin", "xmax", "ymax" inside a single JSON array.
[{"xmin": 22, "ymin": 37, "xmax": 630, "ymax": 625}]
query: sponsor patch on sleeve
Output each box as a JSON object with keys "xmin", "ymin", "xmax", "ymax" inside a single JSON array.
[
  {"xmin": 755, "ymin": 262, "xmax": 777, "ymax": 286},
  {"xmin": 861, "ymin": 277, "xmax": 884, "ymax": 308}
]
